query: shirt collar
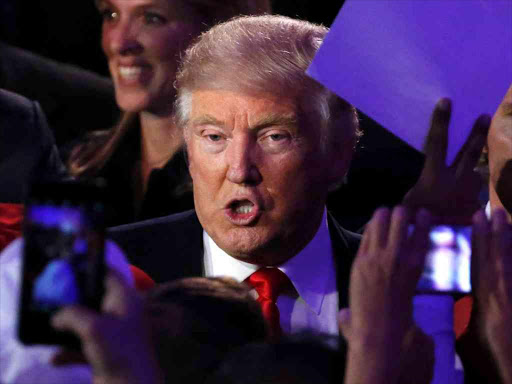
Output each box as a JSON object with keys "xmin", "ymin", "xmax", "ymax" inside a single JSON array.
[{"xmin": 203, "ymin": 209, "xmax": 335, "ymax": 315}]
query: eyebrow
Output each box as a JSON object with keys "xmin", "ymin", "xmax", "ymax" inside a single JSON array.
[
  {"xmin": 94, "ymin": 0, "xmax": 108, "ymax": 11},
  {"xmin": 190, "ymin": 113, "xmax": 298, "ymax": 131},
  {"xmin": 95, "ymin": 0, "xmax": 170, "ymax": 12},
  {"xmin": 252, "ymin": 113, "xmax": 299, "ymax": 130},
  {"xmin": 190, "ymin": 115, "xmax": 226, "ymax": 128}
]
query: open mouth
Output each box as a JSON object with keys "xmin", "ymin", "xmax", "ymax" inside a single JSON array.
[
  {"xmin": 116, "ymin": 64, "xmax": 151, "ymax": 85},
  {"xmin": 225, "ymin": 199, "xmax": 260, "ymax": 225},
  {"xmin": 119, "ymin": 66, "xmax": 143, "ymax": 79},
  {"xmin": 231, "ymin": 200, "xmax": 255, "ymax": 214}
]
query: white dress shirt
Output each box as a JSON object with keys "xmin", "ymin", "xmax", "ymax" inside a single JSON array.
[
  {"xmin": 203, "ymin": 209, "xmax": 340, "ymax": 336},
  {"xmin": 0, "ymin": 238, "xmax": 133, "ymax": 384}
]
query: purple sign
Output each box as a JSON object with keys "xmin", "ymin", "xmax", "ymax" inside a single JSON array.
[{"xmin": 308, "ymin": 0, "xmax": 512, "ymax": 164}]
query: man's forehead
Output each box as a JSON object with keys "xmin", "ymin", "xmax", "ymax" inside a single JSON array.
[{"xmin": 188, "ymin": 89, "xmax": 299, "ymax": 128}]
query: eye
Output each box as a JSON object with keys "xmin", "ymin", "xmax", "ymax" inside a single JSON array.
[
  {"xmin": 268, "ymin": 133, "xmax": 287, "ymax": 141},
  {"xmin": 199, "ymin": 130, "xmax": 227, "ymax": 153},
  {"xmin": 144, "ymin": 12, "xmax": 167, "ymax": 25},
  {"xmin": 206, "ymin": 134, "xmax": 223, "ymax": 142},
  {"xmin": 262, "ymin": 131, "xmax": 290, "ymax": 143},
  {"xmin": 99, "ymin": 8, "xmax": 118, "ymax": 22},
  {"xmin": 259, "ymin": 130, "xmax": 292, "ymax": 152}
]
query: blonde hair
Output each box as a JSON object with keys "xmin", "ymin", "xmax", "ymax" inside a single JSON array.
[{"xmin": 175, "ymin": 15, "xmax": 360, "ymax": 153}]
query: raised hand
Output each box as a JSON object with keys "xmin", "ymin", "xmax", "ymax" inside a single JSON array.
[
  {"xmin": 51, "ymin": 271, "xmax": 163, "ymax": 384},
  {"xmin": 403, "ymin": 98, "xmax": 491, "ymax": 225},
  {"xmin": 341, "ymin": 206, "xmax": 432, "ymax": 384}
]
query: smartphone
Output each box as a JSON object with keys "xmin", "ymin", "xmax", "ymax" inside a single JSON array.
[
  {"xmin": 18, "ymin": 180, "xmax": 106, "ymax": 346},
  {"xmin": 416, "ymin": 225, "xmax": 472, "ymax": 294}
]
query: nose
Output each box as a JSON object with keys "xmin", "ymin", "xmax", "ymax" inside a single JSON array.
[
  {"xmin": 226, "ymin": 136, "xmax": 262, "ymax": 185},
  {"xmin": 103, "ymin": 19, "xmax": 143, "ymax": 56}
]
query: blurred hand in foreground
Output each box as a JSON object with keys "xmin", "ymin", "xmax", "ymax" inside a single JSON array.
[
  {"xmin": 51, "ymin": 271, "xmax": 163, "ymax": 384},
  {"xmin": 340, "ymin": 206, "xmax": 433, "ymax": 384}
]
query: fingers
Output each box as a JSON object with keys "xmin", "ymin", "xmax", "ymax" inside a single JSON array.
[
  {"xmin": 424, "ymin": 98, "xmax": 451, "ymax": 170},
  {"xmin": 338, "ymin": 308, "xmax": 352, "ymax": 341},
  {"xmin": 102, "ymin": 269, "xmax": 141, "ymax": 317},
  {"xmin": 489, "ymin": 209, "xmax": 508, "ymax": 266},
  {"xmin": 471, "ymin": 209, "xmax": 490, "ymax": 289},
  {"xmin": 470, "ymin": 208, "xmax": 512, "ymax": 311},
  {"xmin": 453, "ymin": 114, "xmax": 491, "ymax": 177},
  {"xmin": 490, "ymin": 209, "xmax": 512, "ymax": 278},
  {"xmin": 358, "ymin": 207, "xmax": 390, "ymax": 260},
  {"xmin": 388, "ymin": 206, "xmax": 410, "ymax": 261},
  {"xmin": 362, "ymin": 206, "xmax": 430, "ymax": 277},
  {"xmin": 51, "ymin": 305, "xmax": 103, "ymax": 342},
  {"xmin": 52, "ymin": 269, "xmax": 141, "ymax": 339},
  {"xmin": 358, "ymin": 218, "xmax": 373, "ymax": 255},
  {"xmin": 369, "ymin": 207, "xmax": 391, "ymax": 249},
  {"xmin": 406, "ymin": 209, "xmax": 432, "ymax": 282},
  {"xmin": 496, "ymin": 83, "xmax": 512, "ymax": 116}
]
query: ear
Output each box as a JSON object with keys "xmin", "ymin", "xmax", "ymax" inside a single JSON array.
[{"xmin": 326, "ymin": 136, "xmax": 355, "ymax": 187}]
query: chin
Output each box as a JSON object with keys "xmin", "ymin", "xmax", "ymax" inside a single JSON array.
[
  {"xmin": 115, "ymin": 91, "xmax": 152, "ymax": 113},
  {"xmin": 217, "ymin": 229, "xmax": 266, "ymax": 257},
  {"xmin": 217, "ymin": 228, "xmax": 288, "ymax": 265}
]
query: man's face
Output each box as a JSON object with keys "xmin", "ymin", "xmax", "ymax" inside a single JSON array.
[
  {"xmin": 488, "ymin": 83, "xmax": 512, "ymax": 217},
  {"xmin": 186, "ymin": 89, "xmax": 341, "ymax": 265}
]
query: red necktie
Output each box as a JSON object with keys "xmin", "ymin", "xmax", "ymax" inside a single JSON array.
[
  {"xmin": 246, "ymin": 268, "xmax": 290, "ymax": 340},
  {"xmin": 0, "ymin": 203, "xmax": 23, "ymax": 252}
]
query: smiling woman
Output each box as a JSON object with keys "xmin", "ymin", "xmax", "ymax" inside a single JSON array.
[{"xmin": 67, "ymin": 0, "xmax": 271, "ymax": 227}]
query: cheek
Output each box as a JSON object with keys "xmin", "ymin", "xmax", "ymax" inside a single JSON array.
[
  {"xmin": 153, "ymin": 37, "xmax": 176, "ymax": 61},
  {"xmin": 188, "ymin": 146, "xmax": 221, "ymax": 185},
  {"xmin": 268, "ymin": 156, "xmax": 328, "ymax": 203},
  {"xmin": 101, "ymin": 26, "xmax": 112, "ymax": 58}
]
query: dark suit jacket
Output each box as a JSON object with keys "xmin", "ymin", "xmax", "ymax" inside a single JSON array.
[
  {"xmin": 85, "ymin": 122, "xmax": 194, "ymax": 227},
  {"xmin": 0, "ymin": 89, "xmax": 66, "ymax": 202},
  {"xmin": 0, "ymin": 43, "xmax": 120, "ymax": 152},
  {"xmin": 109, "ymin": 209, "xmax": 361, "ymax": 309}
]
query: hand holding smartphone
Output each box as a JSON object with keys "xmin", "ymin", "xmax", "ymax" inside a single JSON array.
[{"xmin": 18, "ymin": 180, "xmax": 106, "ymax": 346}]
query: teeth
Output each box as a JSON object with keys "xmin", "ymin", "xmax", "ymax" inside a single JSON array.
[
  {"xmin": 234, "ymin": 203, "xmax": 254, "ymax": 214},
  {"xmin": 119, "ymin": 66, "xmax": 142, "ymax": 79}
]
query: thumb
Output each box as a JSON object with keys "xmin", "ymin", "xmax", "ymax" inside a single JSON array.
[
  {"xmin": 51, "ymin": 305, "xmax": 100, "ymax": 340},
  {"xmin": 338, "ymin": 308, "xmax": 352, "ymax": 341}
]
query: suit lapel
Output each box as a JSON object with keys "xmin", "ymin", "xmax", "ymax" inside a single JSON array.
[
  {"xmin": 328, "ymin": 212, "xmax": 361, "ymax": 309},
  {"xmin": 167, "ymin": 211, "xmax": 204, "ymax": 279}
]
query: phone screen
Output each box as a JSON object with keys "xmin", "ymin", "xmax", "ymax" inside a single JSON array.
[
  {"xmin": 416, "ymin": 225, "xmax": 471, "ymax": 294},
  {"xmin": 18, "ymin": 181, "xmax": 105, "ymax": 346}
]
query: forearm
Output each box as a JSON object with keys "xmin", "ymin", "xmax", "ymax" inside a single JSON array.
[
  {"xmin": 488, "ymin": 322, "xmax": 512, "ymax": 384},
  {"xmin": 456, "ymin": 323, "xmax": 503, "ymax": 384},
  {"xmin": 93, "ymin": 361, "xmax": 164, "ymax": 384},
  {"xmin": 344, "ymin": 339, "xmax": 400, "ymax": 384}
]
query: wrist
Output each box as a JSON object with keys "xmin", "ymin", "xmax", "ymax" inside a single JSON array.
[
  {"xmin": 93, "ymin": 369, "xmax": 164, "ymax": 384},
  {"xmin": 345, "ymin": 346, "xmax": 399, "ymax": 384}
]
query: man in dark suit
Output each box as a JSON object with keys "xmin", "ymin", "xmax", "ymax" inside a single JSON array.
[
  {"xmin": 109, "ymin": 15, "xmax": 362, "ymax": 337},
  {"xmin": 0, "ymin": 88, "xmax": 67, "ymax": 251},
  {"xmin": 0, "ymin": 43, "xmax": 120, "ymax": 152},
  {"xmin": 0, "ymin": 88, "xmax": 66, "ymax": 203}
]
